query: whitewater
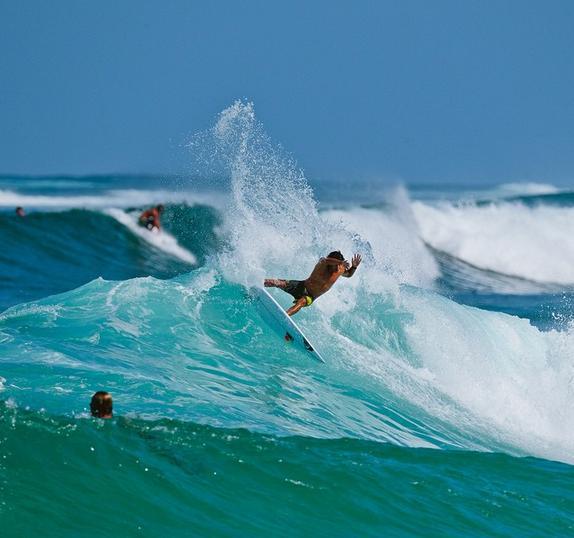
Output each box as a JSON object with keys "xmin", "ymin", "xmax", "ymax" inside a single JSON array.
[{"xmin": 1, "ymin": 102, "xmax": 574, "ymax": 537}]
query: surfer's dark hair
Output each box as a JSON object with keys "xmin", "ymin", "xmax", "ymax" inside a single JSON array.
[
  {"xmin": 156, "ymin": 204, "xmax": 165, "ymax": 212},
  {"xmin": 90, "ymin": 391, "xmax": 113, "ymax": 418},
  {"xmin": 327, "ymin": 250, "xmax": 344, "ymax": 261}
]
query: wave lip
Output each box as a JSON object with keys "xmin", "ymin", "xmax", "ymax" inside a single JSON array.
[{"xmin": 413, "ymin": 200, "xmax": 574, "ymax": 285}]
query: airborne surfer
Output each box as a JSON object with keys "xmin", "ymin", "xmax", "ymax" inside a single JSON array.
[{"xmin": 264, "ymin": 250, "xmax": 362, "ymax": 316}]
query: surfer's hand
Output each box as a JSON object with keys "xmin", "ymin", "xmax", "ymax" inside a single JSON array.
[{"xmin": 351, "ymin": 254, "xmax": 362, "ymax": 268}]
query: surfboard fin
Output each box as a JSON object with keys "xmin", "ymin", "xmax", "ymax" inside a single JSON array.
[{"xmin": 303, "ymin": 339, "xmax": 314, "ymax": 352}]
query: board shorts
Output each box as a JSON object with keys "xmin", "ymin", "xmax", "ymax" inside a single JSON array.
[
  {"xmin": 139, "ymin": 217, "xmax": 155, "ymax": 230},
  {"xmin": 284, "ymin": 280, "xmax": 314, "ymax": 306}
]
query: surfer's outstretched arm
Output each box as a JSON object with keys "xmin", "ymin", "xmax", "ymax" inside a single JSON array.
[
  {"xmin": 342, "ymin": 253, "xmax": 362, "ymax": 277},
  {"xmin": 286, "ymin": 297, "xmax": 306, "ymax": 316},
  {"xmin": 264, "ymin": 279, "xmax": 287, "ymax": 289}
]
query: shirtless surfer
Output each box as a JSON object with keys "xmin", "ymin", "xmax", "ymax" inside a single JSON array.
[
  {"xmin": 139, "ymin": 204, "xmax": 164, "ymax": 231},
  {"xmin": 264, "ymin": 251, "xmax": 362, "ymax": 316}
]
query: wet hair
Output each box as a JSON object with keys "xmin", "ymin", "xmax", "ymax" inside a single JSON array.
[
  {"xmin": 327, "ymin": 250, "xmax": 344, "ymax": 261},
  {"xmin": 90, "ymin": 391, "xmax": 113, "ymax": 418},
  {"xmin": 156, "ymin": 204, "xmax": 165, "ymax": 212}
]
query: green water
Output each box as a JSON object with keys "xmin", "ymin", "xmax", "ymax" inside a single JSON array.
[{"xmin": 1, "ymin": 404, "xmax": 573, "ymax": 537}]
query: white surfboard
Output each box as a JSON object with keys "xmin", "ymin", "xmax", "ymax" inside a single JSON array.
[{"xmin": 250, "ymin": 287, "xmax": 325, "ymax": 363}]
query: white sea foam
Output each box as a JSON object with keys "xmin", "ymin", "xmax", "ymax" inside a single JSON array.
[
  {"xmin": 322, "ymin": 189, "xmax": 439, "ymax": 288},
  {"xmin": 0, "ymin": 188, "xmax": 225, "ymax": 210},
  {"xmin": 200, "ymin": 101, "xmax": 435, "ymax": 298},
  {"xmin": 105, "ymin": 208, "xmax": 197, "ymax": 265},
  {"xmin": 398, "ymin": 288, "xmax": 574, "ymax": 463},
  {"xmin": 205, "ymin": 101, "xmax": 330, "ymax": 286},
  {"xmin": 413, "ymin": 200, "xmax": 574, "ymax": 285},
  {"xmin": 495, "ymin": 182, "xmax": 560, "ymax": 197}
]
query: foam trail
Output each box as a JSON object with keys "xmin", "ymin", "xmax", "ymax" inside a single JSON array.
[
  {"xmin": 105, "ymin": 208, "xmax": 197, "ymax": 265},
  {"xmin": 413, "ymin": 200, "xmax": 574, "ymax": 285}
]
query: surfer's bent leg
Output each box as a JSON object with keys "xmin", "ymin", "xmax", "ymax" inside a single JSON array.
[{"xmin": 286, "ymin": 296, "xmax": 307, "ymax": 317}]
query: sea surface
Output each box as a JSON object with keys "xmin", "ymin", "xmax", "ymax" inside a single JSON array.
[{"xmin": 1, "ymin": 102, "xmax": 574, "ymax": 536}]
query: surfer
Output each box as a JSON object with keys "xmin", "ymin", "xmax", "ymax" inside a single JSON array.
[
  {"xmin": 90, "ymin": 391, "xmax": 113, "ymax": 419},
  {"xmin": 139, "ymin": 204, "xmax": 164, "ymax": 231},
  {"xmin": 264, "ymin": 251, "xmax": 362, "ymax": 316},
  {"xmin": 15, "ymin": 206, "xmax": 25, "ymax": 217}
]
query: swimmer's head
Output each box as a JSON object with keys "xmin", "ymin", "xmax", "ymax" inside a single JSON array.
[
  {"xmin": 15, "ymin": 207, "xmax": 25, "ymax": 217},
  {"xmin": 156, "ymin": 204, "xmax": 165, "ymax": 213},
  {"xmin": 90, "ymin": 391, "xmax": 113, "ymax": 419}
]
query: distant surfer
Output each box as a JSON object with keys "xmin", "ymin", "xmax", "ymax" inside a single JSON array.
[
  {"xmin": 264, "ymin": 251, "xmax": 362, "ymax": 316},
  {"xmin": 139, "ymin": 204, "xmax": 164, "ymax": 231},
  {"xmin": 90, "ymin": 391, "xmax": 113, "ymax": 419},
  {"xmin": 15, "ymin": 206, "xmax": 25, "ymax": 217}
]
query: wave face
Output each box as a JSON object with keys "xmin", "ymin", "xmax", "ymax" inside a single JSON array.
[
  {"xmin": 0, "ymin": 204, "xmax": 221, "ymax": 310},
  {"xmin": 1, "ymin": 104, "xmax": 574, "ymax": 536}
]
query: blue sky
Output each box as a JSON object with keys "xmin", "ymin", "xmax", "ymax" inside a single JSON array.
[{"xmin": 1, "ymin": 1, "xmax": 573, "ymax": 183}]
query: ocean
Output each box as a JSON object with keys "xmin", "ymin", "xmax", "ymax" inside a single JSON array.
[{"xmin": 1, "ymin": 102, "xmax": 573, "ymax": 536}]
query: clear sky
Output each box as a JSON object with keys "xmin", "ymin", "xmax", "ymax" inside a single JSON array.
[{"xmin": 1, "ymin": 1, "xmax": 573, "ymax": 183}]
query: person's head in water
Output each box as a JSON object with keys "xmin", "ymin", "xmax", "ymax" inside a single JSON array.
[
  {"xmin": 156, "ymin": 204, "xmax": 164, "ymax": 214},
  {"xmin": 90, "ymin": 391, "xmax": 113, "ymax": 419},
  {"xmin": 15, "ymin": 207, "xmax": 25, "ymax": 217}
]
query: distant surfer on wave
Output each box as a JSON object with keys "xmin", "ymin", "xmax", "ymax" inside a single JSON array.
[
  {"xmin": 139, "ymin": 204, "xmax": 164, "ymax": 231},
  {"xmin": 264, "ymin": 251, "xmax": 362, "ymax": 316}
]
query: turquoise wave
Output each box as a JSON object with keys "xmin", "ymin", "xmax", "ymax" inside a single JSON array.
[{"xmin": 1, "ymin": 268, "xmax": 572, "ymax": 463}]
